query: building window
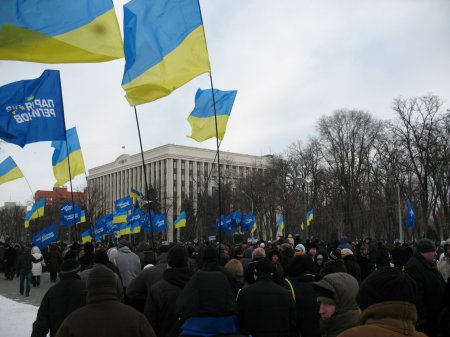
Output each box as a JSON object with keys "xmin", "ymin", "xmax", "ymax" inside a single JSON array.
[
  {"xmin": 189, "ymin": 161, "xmax": 193, "ymax": 171},
  {"xmin": 181, "ymin": 174, "xmax": 185, "ymax": 181},
  {"xmin": 181, "ymin": 161, "xmax": 185, "ymax": 170},
  {"xmin": 173, "ymin": 173, "xmax": 177, "ymax": 180},
  {"xmin": 173, "ymin": 185, "xmax": 177, "ymax": 192},
  {"xmin": 173, "ymin": 160, "xmax": 177, "ymax": 169}
]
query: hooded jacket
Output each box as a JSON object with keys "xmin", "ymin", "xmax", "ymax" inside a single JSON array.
[
  {"xmin": 115, "ymin": 246, "xmax": 141, "ymax": 287},
  {"xmin": 313, "ymin": 272, "xmax": 360, "ymax": 337},
  {"xmin": 337, "ymin": 302, "xmax": 427, "ymax": 337},
  {"xmin": 31, "ymin": 246, "xmax": 45, "ymax": 276}
]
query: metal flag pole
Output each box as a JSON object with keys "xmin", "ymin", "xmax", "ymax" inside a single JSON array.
[
  {"xmin": 133, "ymin": 106, "xmax": 157, "ymax": 263},
  {"xmin": 207, "ymin": 72, "xmax": 223, "ymax": 261}
]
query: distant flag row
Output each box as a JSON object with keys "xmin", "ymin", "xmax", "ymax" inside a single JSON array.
[{"xmin": 215, "ymin": 211, "xmax": 257, "ymax": 235}]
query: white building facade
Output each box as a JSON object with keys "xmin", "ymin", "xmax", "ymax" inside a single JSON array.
[{"xmin": 87, "ymin": 144, "xmax": 272, "ymax": 241}]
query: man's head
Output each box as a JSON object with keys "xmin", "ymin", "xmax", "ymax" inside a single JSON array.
[
  {"xmin": 314, "ymin": 286, "xmax": 336, "ymax": 320},
  {"xmin": 60, "ymin": 259, "xmax": 81, "ymax": 278},
  {"xmin": 167, "ymin": 245, "xmax": 188, "ymax": 268},
  {"xmin": 416, "ymin": 238, "xmax": 437, "ymax": 264},
  {"xmin": 253, "ymin": 258, "xmax": 276, "ymax": 281},
  {"xmin": 308, "ymin": 243, "xmax": 319, "ymax": 256},
  {"xmin": 357, "ymin": 266, "xmax": 417, "ymax": 310}
]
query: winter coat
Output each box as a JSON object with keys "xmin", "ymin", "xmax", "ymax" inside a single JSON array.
[
  {"xmin": 55, "ymin": 277, "xmax": 156, "ymax": 337},
  {"xmin": 342, "ymin": 255, "xmax": 361, "ymax": 284},
  {"xmin": 145, "ymin": 267, "xmax": 193, "ymax": 337},
  {"xmin": 285, "ymin": 274, "xmax": 321, "ymax": 337},
  {"xmin": 78, "ymin": 252, "xmax": 95, "ymax": 271},
  {"xmin": 337, "ymin": 301, "xmax": 427, "ymax": 337},
  {"xmin": 4, "ymin": 245, "xmax": 17, "ymax": 267},
  {"xmin": 438, "ymin": 257, "xmax": 450, "ymax": 283},
  {"xmin": 390, "ymin": 245, "xmax": 409, "ymax": 269},
  {"xmin": 115, "ymin": 246, "xmax": 141, "ymax": 287},
  {"xmin": 16, "ymin": 248, "xmax": 33, "ymax": 275},
  {"xmin": 375, "ymin": 245, "xmax": 391, "ymax": 269},
  {"xmin": 126, "ymin": 261, "xmax": 167, "ymax": 302},
  {"xmin": 202, "ymin": 260, "xmax": 241, "ymax": 296},
  {"xmin": 314, "ymin": 272, "xmax": 360, "ymax": 337},
  {"xmin": 47, "ymin": 247, "xmax": 62, "ymax": 274},
  {"xmin": 31, "ymin": 274, "xmax": 86, "ymax": 337},
  {"xmin": 237, "ymin": 276, "xmax": 296, "ymax": 337},
  {"xmin": 31, "ymin": 246, "xmax": 45, "ymax": 276},
  {"xmin": 405, "ymin": 252, "xmax": 446, "ymax": 337},
  {"xmin": 176, "ymin": 270, "xmax": 240, "ymax": 337},
  {"xmin": 243, "ymin": 257, "xmax": 265, "ymax": 285}
]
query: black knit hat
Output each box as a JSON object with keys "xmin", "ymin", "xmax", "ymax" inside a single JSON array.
[
  {"xmin": 415, "ymin": 238, "xmax": 436, "ymax": 253},
  {"xmin": 356, "ymin": 267, "xmax": 417, "ymax": 310},
  {"xmin": 167, "ymin": 245, "xmax": 188, "ymax": 268},
  {"xmin": 254, "ymin": 258, "xmax": 276, "ymax": 277},
  {"xmin": 86, "ymin": 265, "xmax": 117, "ymax": 290},
  {"xmin": 60, "ymin": 258, "xmax": 81, "ymax": 276},
  {"xmin": 285, "ymin": 255, "xmax": 314, "ymax": 277},
  {"xmin": 203, "ymin": 244, "xmax": 219, "ymax": 262}
]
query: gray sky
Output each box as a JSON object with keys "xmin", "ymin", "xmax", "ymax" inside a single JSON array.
[{"xmin": 1, "ymin": 0, "xmax": 449, "ymax": 207}]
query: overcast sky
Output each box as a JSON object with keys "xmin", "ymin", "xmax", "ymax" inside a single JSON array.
[{"xmin": 1, "ymin": 0, "xmax": 449, "ymax": 207}]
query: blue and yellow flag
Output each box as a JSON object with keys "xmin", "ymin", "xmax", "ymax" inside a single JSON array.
[
  {"xmin": 0, "ymin": 156, "xmax": 24, "ymax": 185},
  {"xmin": 119, "ymin": 223, "xmax": 132, "ymax": 236},
  {"xmin": 188, "ymin": 89, "xmax": 237, "ymax": 142},
  {"xmin": 78, "ymin": 210, "xmax": 86, "ymax": 224},
  {"xmin": 25, "ymin": 198, "xmax": 45, "ymax": 228},
  {"xmin": 306, "ymin": 209, "xmax": 314, "ymax": 226},
  {"xmin": 81, "ymin": 229, "xmax": 92, "ymax": 244},
  {"xmin": 174, "ymin": 211, "xmax": 187, "ymax": 229},
  {"xmin": 277, "ymin": 215, "xmax": 284, "ymax": 231},
  {"xmin": 0, "ymin": 0, "xmax": 123, "ymax": 63},
  {"xmin": 121, "ymin": 0, "xmax": 211, "ymax": 106},
  {"xmin": 113, "ymin": 211, "xmax": 127, "ymax": 224},
  {"xmin": 51, "ymin": 127, "xmax": 85, "ymax": 187},
  {"xmin": 250, "ymin": 219, "xmax": 257, "ymax": 234},
  {"xmin": 0, "ymin": 70, "xmax": 66, "ymax": 147},
  {"xmin": 130, "ymin": 188, "xmax": 141, "ymax": 199}
]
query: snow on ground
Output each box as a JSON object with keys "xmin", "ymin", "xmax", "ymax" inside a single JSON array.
[{"xmin": 0, "ymin": 295, "xmax": 38, "ymax": 337}]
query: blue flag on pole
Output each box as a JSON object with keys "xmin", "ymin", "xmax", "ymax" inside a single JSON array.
[
  {"xmin": 40, "ymin": 224, "xmax": 58, "ymax": 249},
  {"xmin": 60, "ymin": 203, "xmax": 81, "ymax": 227},
  {"xmin": 153, "ymin": 213, "xmax": 167, "ymax": 233},
  {"xmin": 115, "ymin": 195, "xmax": 133, "ymax": 212},
  {"xmin": 32, "ymin": 231, "xmax": 43, "ymax": 249},
  {"xmin": 0, "ymin": 70, "xmax": 65, "ymax": 147},
  {"xmin": 406, "ymin": 199, "xmax": 415, "ymax": 229}
]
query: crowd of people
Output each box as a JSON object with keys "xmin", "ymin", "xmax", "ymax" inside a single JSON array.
[{"xmin": 1, "ymin": 235, "xmax": 450, "ymax": 337}]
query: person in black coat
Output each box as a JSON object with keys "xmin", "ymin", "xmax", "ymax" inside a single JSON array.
[
  {"xmin": 3, "ymin": 243, "xmax": 17, "ymax": 280},
  {"xmin": 438, "ymin": 278, "xmax": 450, "ymax": 337},
  {"xmin": 284, "ymin": 255, "xmax": 321, "ymax": 337},
  {"xmin": 78, "ymin": 242, "xmax": 95, "ymax": 271},
  {"xmin": 176, "ymin": 270, "xmax": 241, "ymax": 336},
  {"xmin": 31, "ymin": 259, "xmax": 86, "ymax": 337},
  {"xmin": 16, "ymin": 245, "xmax": 34, "ymax": 296},
  {"xmin": 341, "ymin": 248, "xmax": 362, "ymax": 284},
  {"xmin": 237, "ymin": 258, "xmax": 296, "ymax": 337},
  {"xmin": 390, "ymin": 239, "xmax": 409, "ymax": 269},
  {"xmin": 405, "ymin": 238, "xmax": 446, "ymax": 337},
  {"xmin": 146, "ymin": 245, "xmax": 193, "ymax": 337}
]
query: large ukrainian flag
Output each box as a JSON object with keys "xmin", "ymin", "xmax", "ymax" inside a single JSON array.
[
  {"xmin": 121, "ymin": 0, "xmax": 211, "ymax": 106},
  {"xmin": 51, "ymin": 127, "xmax": 85, "ymax": 187},
  {"xmin": 0, "ymin": 156, "xmax": 24, "ymax": 185},
  {"xmin": 0, "ymin": 0, "xmax": 123, "ymax": 63}
]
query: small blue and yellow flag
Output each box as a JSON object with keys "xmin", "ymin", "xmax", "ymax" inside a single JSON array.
[
  {"xmin": 81, "ymin": 229, "xmax": 92, "ymax": 244},
  {"xmin": 115, "ymin": 195, "xmax": 133, "ymax": 212},
  {"xmin": 277, "ymin": 215, "xmax": 284, "ymax": 231},
  {"xmin": 188, "ymin": 89, "xmax": 237, "ymax": 142},
  {"xmin": 174, "ymin": 211, "xmax": 187, "ymax": 229},
  {"xmin": 51, "ymin": 127, "xmax": 85, "ymax": 187},
  {"xmin": 121, "ymin": 0, "xmax": 211, "ymax": 106},
  {"xmin": 0, "ymin": 0, "xmax": 123, "ymax": 63},
  {"xmin": 130, "ymin": 188, "xmax": 141, "ymax": 199},
  {"xmin": 306, "ymin": 209, "xmax": 314, "ymax": 226},
  {"xmin": 119, "ymin": 223, "xmax": 132, "ymax": 236},
  {"xmin": 250, "ymin": 220, "xmax": 257, "ymax": 234},
  {"xmin": 0, "ymin": 156, "xmax": 24, "ymax": 185},
  {"xmin": 79, "ymin": 210, "xmax": 86, "ymax": 224},
  {"xmin": 25, "ymin": 198, "xmax": 45, "ymax": 228}
]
